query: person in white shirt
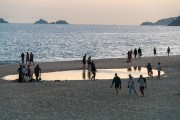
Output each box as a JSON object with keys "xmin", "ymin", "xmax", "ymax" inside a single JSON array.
[
  {"xmin": 157, "ymin": 62, "xmax": 162, "ymax": 79},
  {"xmin": 138, "ymin": 75, "xmax": 147, "ymax": 97},
  {"xmin": 128, "ymin": 74, "xmax": 138, "ymax": 96}
]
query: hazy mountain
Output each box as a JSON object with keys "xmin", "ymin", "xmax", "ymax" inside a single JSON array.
[
  {"xmin": 56, "ymin": 20, "xmax": 68, "ymax": 24},
  {"xmin": 141, "ymin": 22, "xmax": 154, "ymax": 26},
  {"xmin": 0, "ymin": 18, "xmax": 8, "ymax": 23},
  {"xmin": 168, "ymin": 16, "xmax": 180, "ymax": 26},
  {"xmin": 34, "ymin": 19, "xmax": 48, "ymax": 24}
]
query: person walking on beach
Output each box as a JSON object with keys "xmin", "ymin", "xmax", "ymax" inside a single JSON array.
[
  {"xmin": 138, "ymin": 75, "xmax": 147, "ymax": 97},
  {"xmin": 146, "ymin": 63, "xmax": 153, "ymax": 78},
  {"xmin": 128, "ymin": 74, "xmax": 138, "ymax": 96},
  {"xmin": 87, "ymin": 56, "xmax": 91, "ymax": 69},
  {"xmin": 25, "ymin": 65, "xmax": 32, "ymax": 80},
  {"xmin": 111, "ymin": 73, "xmax": 121, "ymax": 95},
  {"xmin": 21, "ymin": 52, "xmax": 25, "ymax": 64},
  {"xmin": 91, "ymin": 61, "xmax": 97, "ymax": 80},
  {"xmin": 157, "ymin": 62, "xmax": 162, "ymax": 79},
  {"xmin": 82, "ymin": 54, "xmax": 86, "ymax": 68},
  {"xmin": 134, "ymin": 48, "xmax": 137, "ymax": 58},
  {"xmin": 138, "ymin": 47, "xmax": 142, "ymax": 59},
  {"xmin": 154, "ymin": 47, "xmax": 157, "ymax": 56},
  {"xmin": 26, "ymin": 52, "xmax": 29, "ymax": 64},
  {"xmin": 30, "ymin": 52, "xmax": 34, "ymax": 65},
  {"xmin": 17, "ymin": 65, "xmax": 23, "ymax": 82},
  {"xmin": 167, "ymin": 47, "xmax": 170, "ymax": 57},
  {"xmin": 34, "ymin": 65, "xmax": 41, "ymax": 82}
]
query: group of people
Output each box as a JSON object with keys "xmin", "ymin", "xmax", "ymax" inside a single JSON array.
[
  {"xmin": 82, "ymin": 54, "xmax": 97, "ymax": 80},
  {"xmin": 111, "ymin": 73, "xmax": 147, "ymax": 97},
  {"xmin": 17, "ymin": 64, "xmax": 41, "ymax": 82},
  {"xmin": 21, "ymin": 52, "xmax": 34, "ymax": 65}
]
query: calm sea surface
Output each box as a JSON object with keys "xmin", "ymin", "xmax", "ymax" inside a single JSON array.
[{"xmin": 0, "ymin": 24, "xmax": 180, "ymax": 64}]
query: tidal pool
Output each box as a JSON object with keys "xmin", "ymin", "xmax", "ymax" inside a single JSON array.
[{"xmin": 2, "ymin": 67, "xmax": 165, "ymax": 81}]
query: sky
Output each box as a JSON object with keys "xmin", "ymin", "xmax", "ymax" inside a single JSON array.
[{"xmin": 0, "ymin": 0, "xmax": 180, "ymax": 25}]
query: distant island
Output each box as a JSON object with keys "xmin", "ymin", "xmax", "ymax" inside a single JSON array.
[
  {"xmin": 34, "ymin": 19, "xmax": 69, "ymax": 24},
  {"xmin": 141, "ymin": 17, "xmax": 177, "ymax": 26},
  {"xmin": 168, "ymin": 16, "xmax": 180, "ymax": 26},
  {"xmin": 0, "ymin": 18, "xmax": 8, "ymax": 23}
]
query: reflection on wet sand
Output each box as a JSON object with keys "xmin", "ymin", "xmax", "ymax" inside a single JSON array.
[{"xmin": 2, "ymin": 67, "xmax": 165, "ymax": 81}]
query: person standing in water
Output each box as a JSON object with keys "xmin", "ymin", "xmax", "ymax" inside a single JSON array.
[
  {"xmin": 21, "ymin": 52, "xmax": 25, "ymax": 64},
  {"xmin": 128, "ymin": 74, "xmax": 138, "ymax": 96},
  {"xmin": 154, "ymin": 47, "xmax": 157, "ymax": 56},
  {"xmin": 111, "ymin": 73, "xmax": 121, "ymax": 95},
  {"xmin": 167, "ymin": 47, "xmax": 170, "ymax": 57},
  {"xmin": 26, "ymin": 52, "xmax": 29, "ymax": 64},
  {"xmin": 138, "ymin": 75, "xmax": 147, "ymax": 97}
]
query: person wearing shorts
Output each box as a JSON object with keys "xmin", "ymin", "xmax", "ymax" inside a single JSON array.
[
  {"xmin": 138, "ymin": 75, "xmax": 147, "ymax": 97},
  {"xmin": 111, "ymin": 73, "xmax": 121, "ymax": 95}
]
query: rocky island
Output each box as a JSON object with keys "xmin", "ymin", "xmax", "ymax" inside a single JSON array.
[
  {"xmin": 34, "ymin": 19, "xmax": 69, "ymax": 24},
  {"xmin": 34, "ymin": 19, "xmax": 48, "ymax": 24},
  {"xmin": 56, "ymin": 20, "xmax": 68, "ymax": 24},
  {"xmin": 0, "ymin": 18, "xmax": 8, "ymax": 23},
  {"xmin": 168, "ymin": 16, "xmax": 180, "ymax": 26}
]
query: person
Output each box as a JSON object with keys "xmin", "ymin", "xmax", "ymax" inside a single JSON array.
[
  {"xmin": 17, "ymin": 65, "xmax": 23, "ymax": 82},
  {"xmin": 21, "ymin": 52, "xmax": 25, "ymax": 64},
  {"xmin": 134, "ymin": 48, "xmax": 137, "ymax": 58},
  {"xmin": 167, "ymin": 47, "xmax": 170, "ymax": 57},
  {"xmin": 87, "ymin": 56, "xmax": 91, "ymax": 69},
  {"xmin": 22, "ymin": 65, "xmax": 26, "ymax": 81},
  {"xmin": 34, "ymin": 65, "xmax": 41, "ymax": 82},
  {"xmin": 128, "ymin": 74, "xmax": 138, "ymax": 96},
  {"xmin": 157, "ymin": 62, "xmax": 162, "ymax": 79},
  {"xmin": 138, "ymin": 75, "xmax": 147, "ymax": 97},
  {"xmin": 82, "ymin": 54, "xmax": 86, "ymax": 68},
  {"xmin": 154, "ymin": 47, "xmax": 157, "ymax": 56},
  {"xmin": 26, "ymin": 52, "xmax": 29, "ymax": 64},
  {"xmin": 30, "ymin": 52, "xmax": 34, "ymax": 65},
  {"xmin": 146, "ymin": 63, "xmax": 153, "ymax": 78},
  {"xmin": 91, "ymin": 61, "xmax": 97, "ymax": 80},
  {"xmin": 110, "ymin": 73, "xmax": 121, "ymax": 95},
  {"xmin": 25, "ymin": 65, "xmax": 32, "ymax": 80},
  {"xmin": 138, "ymin": 47, "xmax": 142, "ymax": 59}
]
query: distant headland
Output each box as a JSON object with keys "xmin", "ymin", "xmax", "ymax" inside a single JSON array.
[
  {"xmin": 34, "ymin": 19, "xmax": 69, "ymax": 24},
  {"xmin": 0, "ymin": 18, "xmax": 8, "ymax": 23},
  {"xmin": 141, "ymin": 16, "xmax": 180, "ymax": 26}
]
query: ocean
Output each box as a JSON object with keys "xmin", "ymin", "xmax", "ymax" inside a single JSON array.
[{"xmin": 0, "ymin": 24, "xmax": 180, "ymax": 64}]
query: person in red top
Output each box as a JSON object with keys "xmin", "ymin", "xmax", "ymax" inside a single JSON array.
[{"xmin": 30, "ymin": 52, "xmax": 34, "ymax": 65}]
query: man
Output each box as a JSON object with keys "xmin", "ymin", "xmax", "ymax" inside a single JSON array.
[
  {"xmin": 17, "ymin": 65, "xmax": 23, "ymax": 82},
  {"xmin": 111, "ymin": 73, "xmax": 121, "ymax": 95},
  {"xmin": 34, "ymin": 65, "xmax": 41, "ymax": 82},
  {"xmin": 21, "ymin": 52, "xmax": 24, "ymax": 64},
  {"xmin": 157, "ymin": 62, "xmax": 162, "ymax": 79},
  {"xmin": 154, "ymin": 47, "xmax": 157, "ymax": 56},
  {"xmin": 138, "ymin": 47, "xmax": 142, "ymax": 59},
  {"xmin": 138, "ymin": 75, "xmax": 147, "ymax": 97},
  {"xmin": 128, "ymin": 74, "xmax": 138, "ymax": 96},
  {"xmin": 82, "ymin": 54, "xmax": 86, "ymax": 68},
  {"xmin": 91, "ymin": 61, "xmax": 97, "ymax": 80},
  {"xmin": 167, "ymin": 47, "xmax": 170, "ymax": 57},
  {"xmin": 134, "ymin": 48, "xmax": 137, "ymax": 58}
]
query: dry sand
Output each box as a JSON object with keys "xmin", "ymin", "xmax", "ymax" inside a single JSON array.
[{"xmin": 0, "ymin": 56, "xmax": 180, "ymax": 120}]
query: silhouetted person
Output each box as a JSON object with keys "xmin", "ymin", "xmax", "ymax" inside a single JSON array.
[
  {"xmin": 134, "ymin": 48, "xmax": 137, "ymax": 58},
  {"xmin": 21, "ymin": 52, "xmax": 25, "ymax": 64},
  {"xmin": 138, "ymin": 75, "xmax": 147, "ymax": 97},
  {"xmin": 82, "ymin": 54, "xmax": 86, "ymax": 68},
  {"xmin": 111, "ymin": 73, "xmax": 121, "ymax": 95},
  {"xmin": 146, "ymin": 63, "xmax": 153, "ymax": 78},
  {"xmin": 34, "ymin": 65, "xmax": 41, "ymax": 82},
  {"xmin": 30, "ymin": 52, "xmax": 34, "ymax": 65},
  {"xmin": 138, "ymin": 47, "xmax": 142, "ymax": 59},
  {"xmin": 87, "ymin": 56, "xmax": 91, "ymax": 69},
  {"xmin": 17, "ymin": 65, "xmax": 23, "ymax": 82},
  {"xmin": 154, "ymin": 47, "xmax": 157, "ymax": 56},
  {"xmin": 26, "ymin": 52, "xmax": 29, "ymax": 64},
  {"xmin": 167, "ymin": 47, "xmax": 170, "ymax": 57},
  {"xmin": 91, "ymin": 61, "xmax": 97, "ymax": 80}
]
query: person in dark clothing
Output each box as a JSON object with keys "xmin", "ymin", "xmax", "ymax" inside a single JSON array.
[
  {"xmin": 91, "ymin": 61, "xmax": 97, "ymax": 80},
  {"xmin": 34, "ymin": 65, "xmax": 41, "ymax": 82},
  {"xmin": 134, "ymin": 48, "xmax": 137, "ymax": 58},
  {"xmin": 26, "ymin": 52, "xmax": 29, "ymax": 64},
  {"xmin": 17, "ymin": 65, "xmax": 23, "ymax": 82},
  {"xmin": 138, "ymin": 75, "xmax": 147, "ymax": 97},
  {"xmin": 146, "ymin": 63, "xmax": 153, "ymax": 78},
  {"xmin": 154, "ymin": 47, "xmax": 157, "ymax": 56},
  {"xmin": 21, "ymin": 52, "xmax": 25, "ymax": 64},
  {"xmin": 138, "ymin": 47, "xmax": 142, "ymax": 59},
  {"xmin": 167, "ymin": 47, "xmax": 170, "ymax": 57},
  {"xmin": 87, "ymin": 56, "xmax": 91, "ymax": 69},
  {"xmin": 30, "ymin": 52, "xmax": 34, "ymax": 65},
  {"xmin": 111, "ymin": 73, "xmax": 121, "ymax": 95},
  {"xmin": 82, "ymin": 54, "xmax": 86, "ymax": 68}
]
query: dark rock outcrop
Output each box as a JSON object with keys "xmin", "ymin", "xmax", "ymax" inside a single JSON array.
[
  {"xmin": 34, "ymin": 19, "xmax": 48, "ymax": 24},
  {"xmin": 168, "ymin": 16, "xmax": 180, "ymax": 26},
  {"xmin": 0, "ymin": 18, "xmax": 8, "ymax": 23},
  {"xmin": 56, "ymin": 20, "xmax": 68, "ymax": 24}
]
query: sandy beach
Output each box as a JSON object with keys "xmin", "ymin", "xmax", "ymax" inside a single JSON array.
[{"xmin": 0, "ymin": 56, "xmax": 180, "ymax": 120}]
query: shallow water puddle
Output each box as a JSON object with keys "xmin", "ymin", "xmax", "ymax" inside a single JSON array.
[{"xmin": 2, "ymin": 67, "xmax": 165, "ymax": 81}]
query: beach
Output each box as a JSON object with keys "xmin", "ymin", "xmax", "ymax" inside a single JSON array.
[{"xmin": 0, "ymin": 56, "xmax": 180, "ymax": 120}]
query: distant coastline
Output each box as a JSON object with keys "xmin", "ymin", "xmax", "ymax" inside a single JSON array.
[{"xmin": 34, "ymin": 19, "xmax": 69, "ymax": 24}]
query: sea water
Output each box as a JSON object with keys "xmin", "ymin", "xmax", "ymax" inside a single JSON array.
[{"xmin": 0, "ymin": 24, "xmax": 180, "ymax": 64}]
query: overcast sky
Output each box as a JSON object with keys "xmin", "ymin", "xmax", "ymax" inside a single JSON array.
[{"xmin": 0, "ymin": 0, "xmax": 180, "ymax": 25}]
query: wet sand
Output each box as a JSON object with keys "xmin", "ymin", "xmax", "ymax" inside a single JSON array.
[{"xmin": 0, "ymin": 55, "xmax": 180, "ymax": 120}]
